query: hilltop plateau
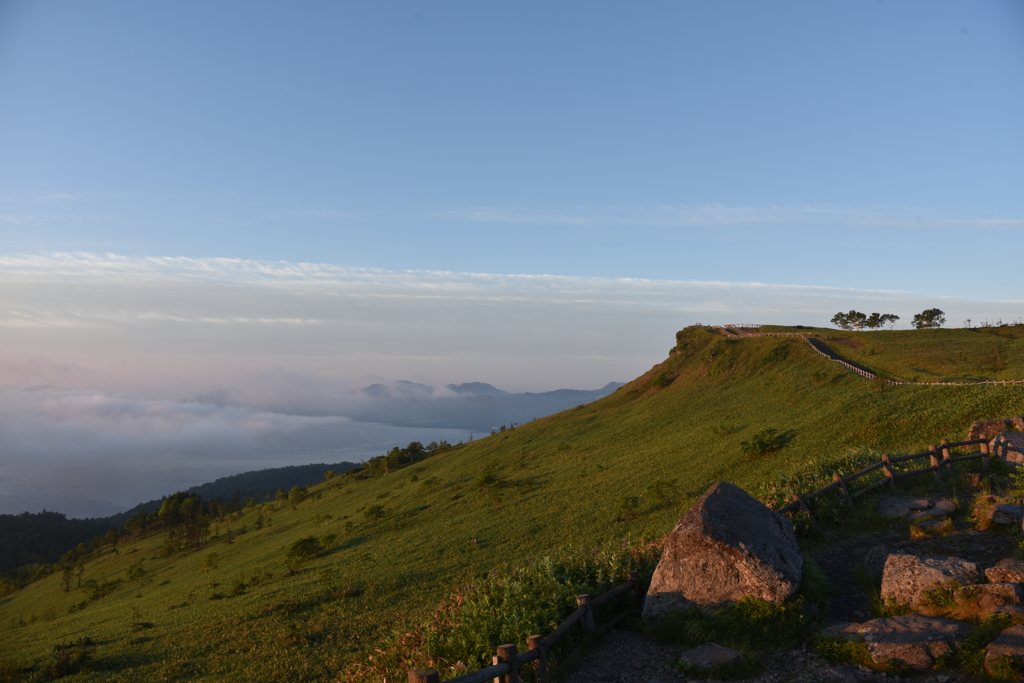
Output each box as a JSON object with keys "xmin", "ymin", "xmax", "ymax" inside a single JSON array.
[{"xmin": 4, "ymin": 325, "xmax": 1024, "ymax": 681}]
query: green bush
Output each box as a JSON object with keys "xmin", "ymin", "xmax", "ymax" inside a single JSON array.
[
  {"xmin": 285, "ymin": 536, "xmax": 324, "ymax": 570},
  {"xmin": 739, "ymin": 428, "xmax": 789, "ymax": 458}
]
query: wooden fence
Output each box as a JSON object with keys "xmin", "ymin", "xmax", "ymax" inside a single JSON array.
[
  {"xmin": 776, "ymin": 438, "xmax": 992, "ymax": 530},
  {"xmin": 408, "ymin": 571, "xmax": 640, "ymax": 683}
]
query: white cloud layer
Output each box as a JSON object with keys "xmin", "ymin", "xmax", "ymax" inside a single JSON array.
[
  {"xmin": 0, "ymin": 387, "xmax": 471, "ymax": 518},
  {"xmin": 2, "ymin": 252, "xmax": 1023, "ymax": 516}
]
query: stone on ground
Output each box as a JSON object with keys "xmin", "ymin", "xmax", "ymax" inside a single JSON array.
[
  {"xmin": 993, "ymin": 431, "xmax": 1024, "ymax": 466},
  {"xmin": 877, "ymin": 496, "xmax": 933, "ymax": 518},
  {"xmin": 828, "ymin": 614, "xmax": 971, "ymax": 670},
  {"xmin": 642, "ymin": 481, "xmax": 802, "ymax": 621},
  {"xmin": 955, "ymin": 583, "xmax": 1024, "ymax": 610},
  {"xmin": 969, "ymin": 418, "xmax": 1019, "ymax": 442},
  {"xmin": 881, "ymin": 554, "xmax": 982, "ymax": 608},
  {"xmin": 985, "ymin": 624, "xmax": 1024, "ymax": 675},
  {"xmin": 678, "ymin": 642, "xmax": 742, "ymax": 670},
  {"xmin": 986, "ymin": 558, "xmax": 1024, "ymax": 584},
  {"xmin": 989, "ymin": 503, "xmax": 1024, "ymax": 525}
]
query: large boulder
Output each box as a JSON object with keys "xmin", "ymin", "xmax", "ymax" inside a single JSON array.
[
  {"xmin": 881, "ymin": 554, "xmax": 982, "ymax": 608},
  {"xmin": 642, "ymin": 481, "xmax": 802, "ymax": 621},
  {"xmin": 827, "ymin": 614, "xmax": 971, "ymax": 670}
]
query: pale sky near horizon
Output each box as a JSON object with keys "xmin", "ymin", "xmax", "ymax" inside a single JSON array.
[{"xmin": 1, "ymin": 1, "xmax": 1023, "ymax": 515}]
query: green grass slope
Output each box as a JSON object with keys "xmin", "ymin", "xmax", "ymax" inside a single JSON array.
[
  {"xmin": 4, "ymin": 326, "xmax": 1024, "ymax": 681},
  {"xmin": 764, "ymin": 324, "xmax": 1024, "ymax": 383}
]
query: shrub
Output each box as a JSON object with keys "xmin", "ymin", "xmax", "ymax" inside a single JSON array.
[
  {"xmin": 48, "ymin": 637, "xmax": 93, "ymax": 679},
  {"xmin": 739, "ymin": 428, "xmax": 789, "ymax": 458},
  {"xmin": 286, "ymin": 536, "xmax": 324, "ymax": 569},
  {"xmin": 363, "ymin": 504, "xmax": 386, "ymax": 521},
  {"xmin": 615, "ymin": 495, "xmax": 642, "ymax": 521},
  {"xmin": 288, "ymin": 486, "xmax": 309, "ymax": 509}
]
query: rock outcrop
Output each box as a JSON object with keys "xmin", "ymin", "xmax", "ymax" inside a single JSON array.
[
  {"xmin": 985, "ymin": 624, "xmax": 1024, "ymax": 674},
  {"xmin": 955, "ymin": 582, "xmax": 1024, "ymax": 611},
  {"xmin": 826, "ymin": 614, "xmax": 971, "ymax": 670},
  {"xmin": 642, "ymin": 481, "xmax": 802, "ymax": 621},
  {"xmin": 881, "ymin": 554, "xmax": 982, "ymax": 608},
  {"xmin": 986, "ymin": 558, "xmax": 1024, "ymax": 584},
  {"xmin": 968, "ymin": 418, "xmax": 1024, "ymax": 442},
  {"xmin": 992, "ymin": 432, "xmax": 1024, "ymax": 466},
  {"xmin": 989, "ymin": 503, "xmax": 1023, "ymax": 525}
]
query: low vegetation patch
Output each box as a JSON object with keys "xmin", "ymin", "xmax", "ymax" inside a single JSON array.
[{"xmin": 342, "ymin": 540, "xmax": 662, "ymax": 682}]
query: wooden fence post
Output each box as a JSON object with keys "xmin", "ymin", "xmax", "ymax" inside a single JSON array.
[
  {"xmin": 881, "ymin": 453, "xmax": 896, "ymax": 490},
  {"xmin": 940, "ymin": 439, "xmax": 952, "ymax": 477},
  {"xmin": 981, "ymin": 441, "xmax": 990, "ymax": 470},
  {"xmin": 409, "ymin": 670, "xmax": 440, "ymax": 683},
  {"xmin": 833, "ymin": 473, "xmax": 854, "ymax": 511},
  {"xmin": 494, "ymin": 644, "xmax": 518, "ymax": 683},
  {"xmin": 577, "ymin": 595, "xmax": 595, "ymax": 633},
  {"xmin": 794, "ymin": 496, "xmax": 824, "ymax": 534},
  {"xmin": 627, "ymin": 569, "xmax": 642, "ymax": 613},
  {"xmin": 929, "ymin": 446, "xmax": 942, "ymax": 484},
  {"xmin": 527, "ymin": 635, "xmax": 548, "ymax": 683}
]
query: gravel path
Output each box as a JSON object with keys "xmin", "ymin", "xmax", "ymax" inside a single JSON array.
[{"xmin": 562, "ymin": 628, "xmax": 970, "ymax": 683}]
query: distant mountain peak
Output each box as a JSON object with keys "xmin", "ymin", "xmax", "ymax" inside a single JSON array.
[{"xmin": 446, "ymin": 382, "xmax": 508, "ymax": 397}]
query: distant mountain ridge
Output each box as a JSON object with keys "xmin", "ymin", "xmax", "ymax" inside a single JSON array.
[
  {"xmin": 189, "ymin": 380, "xmax": 625, "ymax": 431},
  {"xmin": 1, "ymin": 460, "xmax": 359, "ymax": 575},
  {"xmin": 104, "ymin": 460, "xmax": 359, "ymax": 526},
  {"xmin": 350, "ymin": 381, "xmax": 625, "ymax": 430}
]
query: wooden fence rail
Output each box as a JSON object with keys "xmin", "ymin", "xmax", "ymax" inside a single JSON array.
[
  {"xmin": 776, "ymin": 438, "xmax": 991, "ymax": 519},
  {"xmin": 409, "ymin": 571, "xmax": 640, "ymax": 683}
]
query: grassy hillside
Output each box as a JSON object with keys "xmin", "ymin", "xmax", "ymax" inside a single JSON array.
[
  {"xmin": 764, "ymin": 324, "xmax": 1024, "ymax": 383},
  {"xmin": 4, "ymin": 326, "xmax": 1024, "ymax": 681}
]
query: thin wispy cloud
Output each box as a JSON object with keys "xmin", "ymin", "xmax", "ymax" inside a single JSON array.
[
  {"xmin": 2, "ymin": 252, "xmax": 1024, "ymax": 516},
  {"xmin": 438, "ymin": 203, "xmax": 1024, "ymax": 229}
]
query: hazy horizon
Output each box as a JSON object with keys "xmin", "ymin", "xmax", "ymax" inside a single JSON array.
[{"xmin": 2, "ymin": 3, "xmax": 1021, "ymax": 515}]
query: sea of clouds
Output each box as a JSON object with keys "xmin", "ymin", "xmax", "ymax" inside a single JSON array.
[{"xmin": 2, "ymin": 253, "xmax": 1021, "ymax": 517}]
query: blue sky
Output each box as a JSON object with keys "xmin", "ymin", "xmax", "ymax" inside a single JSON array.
[
  {"xmin": 1, "ymin": 2, "xmax": 1023, "ymax": 514},
  {"xmin": 2, "ymin": 1, "xmax": 1022, "ymax": 290}
]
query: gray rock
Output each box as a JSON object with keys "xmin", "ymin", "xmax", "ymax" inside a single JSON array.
[
  {"xmin": 990, "ymin": 605, "xmax": 1024, "ymax": 618},
  {"xmin": 864, "ymin": 545, "xmax": 890, "ymax": 581},
  {"xmin": 986, "ymin": 558, "xmax": 1024, "ymax": 584},
  {"xmin": 881, "ymin": 554, "xmax": 982, "ymax": 608},
  {"xmin": 914, "ymin": 517, "xmax": 950, "ymax": 531},
  {"xmin": 985, "ymin": 624, "xmax": 1024, "ymax": 674},
  {"xmin": 933, "ymin": 500, "xmax": 957, "ymax": 513},
  {"xmin": 988, "ymin": 504, "xmax": 1023, "ymax": 525},
  {"xmin": 969, "ymin": 418, "xmax": 1015, "ymax": 442},
  {"xmin": 642, "ymin": 482, "xmax": 802, "ymax": 621},
  {"xmin": 877, "ymin": 496, "xmax": 932, "ymax": 518},
  {"xmin": 907, "ymin": 507, "xmax": 951, "ymax": 521},
  {"xmin": 829, "ymin": 614, "xmax": 971, "ymax": 670},
  {"xmin": 992, "ymin": 431, "xmax": 1024, "ymax": 466},
  {"xmin": 822, "ymin": 621, "xmax": 855, "ymax": 635},
  {"xmin": 955, "ymin": 582, "xmax": 1024, "ymax": 610},
  {"xmin": 678, "ymin": 642, "xmax": 743, "ymax": 670}
]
